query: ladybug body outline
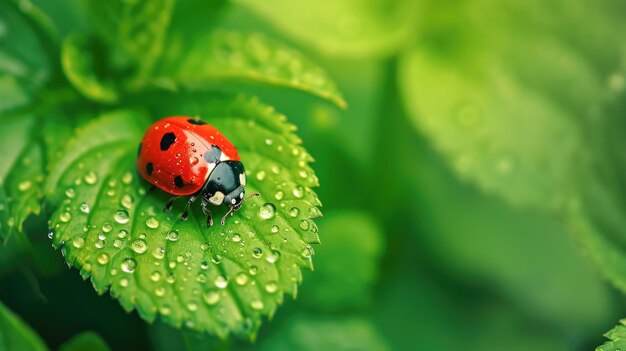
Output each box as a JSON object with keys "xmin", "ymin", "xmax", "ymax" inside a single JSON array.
[{"xmin": 136, "ymin": 116, "xmax": 257, "ymax": 226}]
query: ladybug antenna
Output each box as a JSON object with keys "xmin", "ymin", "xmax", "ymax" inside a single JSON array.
[
  {"xmin": 220, "ymin": 193, "xmax": 260, "ymax": 225},
  {"xmin": 243, "ymin": 192, "xmax": 260, "ymax": 202}
]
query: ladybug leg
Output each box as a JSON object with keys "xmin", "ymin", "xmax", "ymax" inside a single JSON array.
[
  {"xmin": 163, "ymin": 196, "xmax": 179, "ymax": 212},
  {"xmin": 180, "ymin": 194, "xmax": 199, "ymax": 221},
  {"xmin": 201, "ymin": 198, "xmax": 213, "ymax": 227},
  {"xmin": 220, "ymin": 206, "xmax": 236, "ymax": 226}
]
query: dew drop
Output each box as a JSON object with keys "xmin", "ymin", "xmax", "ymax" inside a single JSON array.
[
  {"xmin": 151, "ymin": 271, "xmax": 162, "ymax": 282},
  {"xmin": 18, "ymin": 180, "xmax": 32, "ymax": 191},
  {"xmin": 266, "ymin": 251, "xmax": 280, "ymax": 263},
  {"xmin": 114, "ymin": 209, "xmax": 129, "ymax": 224},
  {"xmin": 146, "ymin": 217, "xmax": 159, "ymax": 229},
  {"xmin": 84, "ymin": 171, "xmax": 98, "ymax": 185},
  {"xmin": 301, "ymin": 245, "xmax": 314, "ymax": 258},
  {"xmin": 251, "ymin": 300, "xmax": 264, "ymax": 310},
  {"xmin": 289, "ymin": 207, "xmax": 300, "ymax": 217},
  {"xmin": 203, "ymin": 291, "xmax": 220, "ymax": 305},
  {"xmin": 72, "ymin": 237, "xmax": 85, "ymax": 248},
  {"xmin": 131, "ymin": 239, "xmax": 147, "ymax": 254},
  {"xmin": 80, "ymin": 202, "xmax": 90, "ymax": 214},
  {"xmin": 121, "ymin": 172, "xmax": 133, "ymax": 184},
  {"xmin": 271, "ymin": 225, "xmax": 279, "ymax": 233},
  {"xmin": 249, "ymin": 266, "xmax": 258, "ymax": 275},
  {"xmin": 187, "ymin": 302, "xmax": 198, "ymax": 311},
  {"xmin": 299, "ymin": 170, "xmax": 308, "ymax": 178},
  {"xmin": 252, "ymin": 247, "xmax": 263, "ymax": 258},
  {"xmin": 59, "ymin": 212, "xmax": 72, "ymax": 223},
  {"xmin": 95, "ymin": 240, "xmax": 105, "ymax": 249},
  {"xmin": 121, "ymin": 258, "xmax": 137, "ymax": 273},
  {"xmin": 215, "ymin": 275, "xmax": 228, "ymax": 288},
  {"xmin": 256, "ymin": 171, "xmax": 266, "ymax": 181},
  {"xmin": 155, "ymin": 287, "xmax": 165, "ymax": 297},
  {"xmin": 166, "ymin": 230, "xmax": 179, "ymax": 241},
  {"xmin": 113, "ymin": 239, "xmax": 123, "ymax": 248},
  {"xmin": 274, "ymin": 191, "xmax": 284, "ymax": 200},
  {"xmin": 102, "ymin": 223, "xmax": 113, "ymax": 233},
  {"xmin": 292, "ymin": 186, "xmax": 304, "ymax": 198},
  {"xmin": 299, "ymin": 220, "xmax": 310, "ymax": 230},
  {"xmin": 265, "ymin": 281, "xmax": 278, "ymax": 293},
  {"xmin": 121, "ymin": 194, "xmax": 133, "ymax": 209},
  {"xmin": 259, "ymin": 203, "xmax": 276, "ymax": 219},
  {"xmin": 271, "ymin": 166, "xmax": 280, "ymax": 174},
  {"xmin": 200, "ymin": 261, "xmax": 209, "ymax": 270},
  {"xmin": 152, "ymin": 247, "xmax": 165, "ymax": 259},
  {"xmin": 160, "ymin": 306, "xmax": 171, "ymax": 315},
  {"xmin": 65, "ymin": 188, "xmax": 75, "ymax": 198},
  {"xmin": 190, "ymin": 157, "xmax": 199, "ymax": 166},
  {"xmin": 119, "ymin": 278, "xmax": 129, "ymax": 287},
  {"xmin": 235, "ymin": 272, "xmax": 249, "ymax": 286},
  {"xmin": 196, "ymin": 273, "xmax": 207, "ymax": 283},
  {"xmin": 232, "ymin": 234, "xmax": 242, "ymax": 243},
  {"xmin": 118, "ymin": 229, "xmax": 128, "ymax": 239},
  {"xmin": 97, "ymin": 253, "xmax": 110, "ymax": 265}
]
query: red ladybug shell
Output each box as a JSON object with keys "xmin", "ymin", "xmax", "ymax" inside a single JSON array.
[{"xmin": 136, "ymin": 116, "xmax": 240, "ymax": 196}]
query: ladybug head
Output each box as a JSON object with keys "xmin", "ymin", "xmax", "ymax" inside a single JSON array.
[{"xmin": 203, "ymin": 160, "xmax": 247, "ymax": 207}]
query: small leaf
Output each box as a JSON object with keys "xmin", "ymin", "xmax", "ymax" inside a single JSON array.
[
  {"xmin": 259, "ymin": 316, "xmax": 390, "ymax": 351},
  {"xmin": 87, "ymin": 0, "xmax": 175, "ymax": 78},
  {"xmin": 0, "ymin": 115, "xmax": 44, "ymax": 242},
  {"xmin": 236, "ymin": 0, "xmax": 418, "ymax": 58},
  {"xmin": 46, "ymin": 95, "xmax": 321, "ymax": 338},
  {"xmin": 597, "ymin": 319, "xmax": 626, "ymax": 351},
  {"xmin": 300, "ymin": 211, "xmax": 383, "ymax": 311},
  {"xmin": 59, "ymin": 331, "xmax": 111, "ymax": 351},
  {"xmin": 0, "ymin": 299, "xmax": 47, "ymax": 351},
  {"xmin": 157, "ymin": 30, "xmax": 347, "ymax": 109},
  {"xmin": 61, "ymin": 32, "xmax": 120, "ymax": 104}
]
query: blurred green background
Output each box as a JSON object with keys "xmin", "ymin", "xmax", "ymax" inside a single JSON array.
[{"xmin": 1, "ymin": 0, "xmax": 626, "ymax": 350}]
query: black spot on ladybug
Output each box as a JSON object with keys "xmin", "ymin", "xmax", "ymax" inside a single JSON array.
[
  {"xmin": 188, "ymin": 119, "xmax": 207, "ymax": 125},
  {"xmin": 160, "ymin": 132, "xmax": 176, "ymax": 151},
  {"xmin": 137, "ymin": 143, "xmax": 142, "ymax": 157},
  {"xmin": 174, "ymin": 175, "xmax": 184, "ymax": 188},
  {"xmin": 146, "ymin": 162, "xmax": 154, "ymax": 176}
]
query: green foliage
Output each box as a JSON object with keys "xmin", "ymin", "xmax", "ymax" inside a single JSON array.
[
  {"xmin": 59, "ymin": 331, "xmax": 111, "ymax": 351},
  {"xmin": 0, "ymin": 115, "xmax": 44, "ymax": 242},
  {"xmin": 399, "ymin": 0, "xmax": 626, "ymax": 294},
  {"xmin": 597, "ymin": 320, "xmax": 626, "ymax": 351},
  {"xmin": 156, "ymin": 30, "xmax": 346, "ymax": 108},
  {"xmin": 236, "ymin": 0, "xmax": 418, "ymax": 58},
  {"xmin": 45, "ymin": 96, "xmax": 321, "ymax": 338},
  {"xmin": 0, "ymin": 300, "xmax": 47, "ymax": 351},
  {"xmin": 300, "ymin": 211, "xmax": 383, "ymax": 310},
  {"xmin": 259, "ymin": 316, "xmax": 390, "ymax": 351}
]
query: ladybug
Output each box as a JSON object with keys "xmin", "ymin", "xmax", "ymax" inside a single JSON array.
[{"xmin": 136, "ymin": 116, "xmax": 258, "ymax": 226}]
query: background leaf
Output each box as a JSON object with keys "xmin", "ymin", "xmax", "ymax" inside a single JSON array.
[
  {"xmin": 299, "ymin": 211, "xmax": 383, "ymax": 311},
  {"xmin": 46, "ymin": 95, "xmax": 321, "ymax": 338},
  {"xmin": 0, "ymin": 115, "xmax": 44, "ymax": 242},
  {"xmin": 156, "ymin": 30, "xmax": 346, "ymax": 108},
  {"xmin": 59, "ymin": 331, "xmax": 111, "ymax": 351},
  {"xmin": 235, "ymin": 0, "xmax": 417, "ymax": 58},
  {"xmin": 0, "ymin": 299, "xmax": 47, "ymax": 351},
  {"xmin": 398, "ymin": 0, "xmax": 626, "ymax": 294},
  {"xmin": 597, "ymin": 320, "xmax": 626, "ymax": 351}
]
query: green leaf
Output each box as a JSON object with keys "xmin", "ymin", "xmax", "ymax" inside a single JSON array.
[
  {"xmin": 59, "ymin": 331, "xmax": 111, "ymax": 351},
  {"xmin": 236, "ymin": 0, "xmax": 418, "ymax": 58},
  {"xmin": 0, "ymin": 299, "xmax": 47, "ymax": 351},
  {"xmin": 0, "ymin": 115, "xmax": 44, "ymax": 242},
  {"xmin": 597, "ymin": 320, "xmax": 626, "ymax": 351},
  {"xmin": 300, "ymin": 211, "xmax": 383, "ymax": 311},
  {"xmin": 398, "ymin": 0, "xmax": 626, "ymax": 291},
  {"xmin": 156, "ymin": 30, "xmax": 347, "ymax": 109},
  {"xmin": 0, "ymin": 0, "xmax": 51, "ymax": 112},
  {"xmin": 87, "ymin": 0, "xmax": 175, "ymax": 78},
  {"xmin": 259, "ymin": 316, "xmax": 390, "ymax": 351},
  {"xmin": 46, "ymin": 95, "xmax": 321, "ymax": 339},
  {"xmin": 61, "ymin": 32, "xmax": 120, "ymax": 104}
]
